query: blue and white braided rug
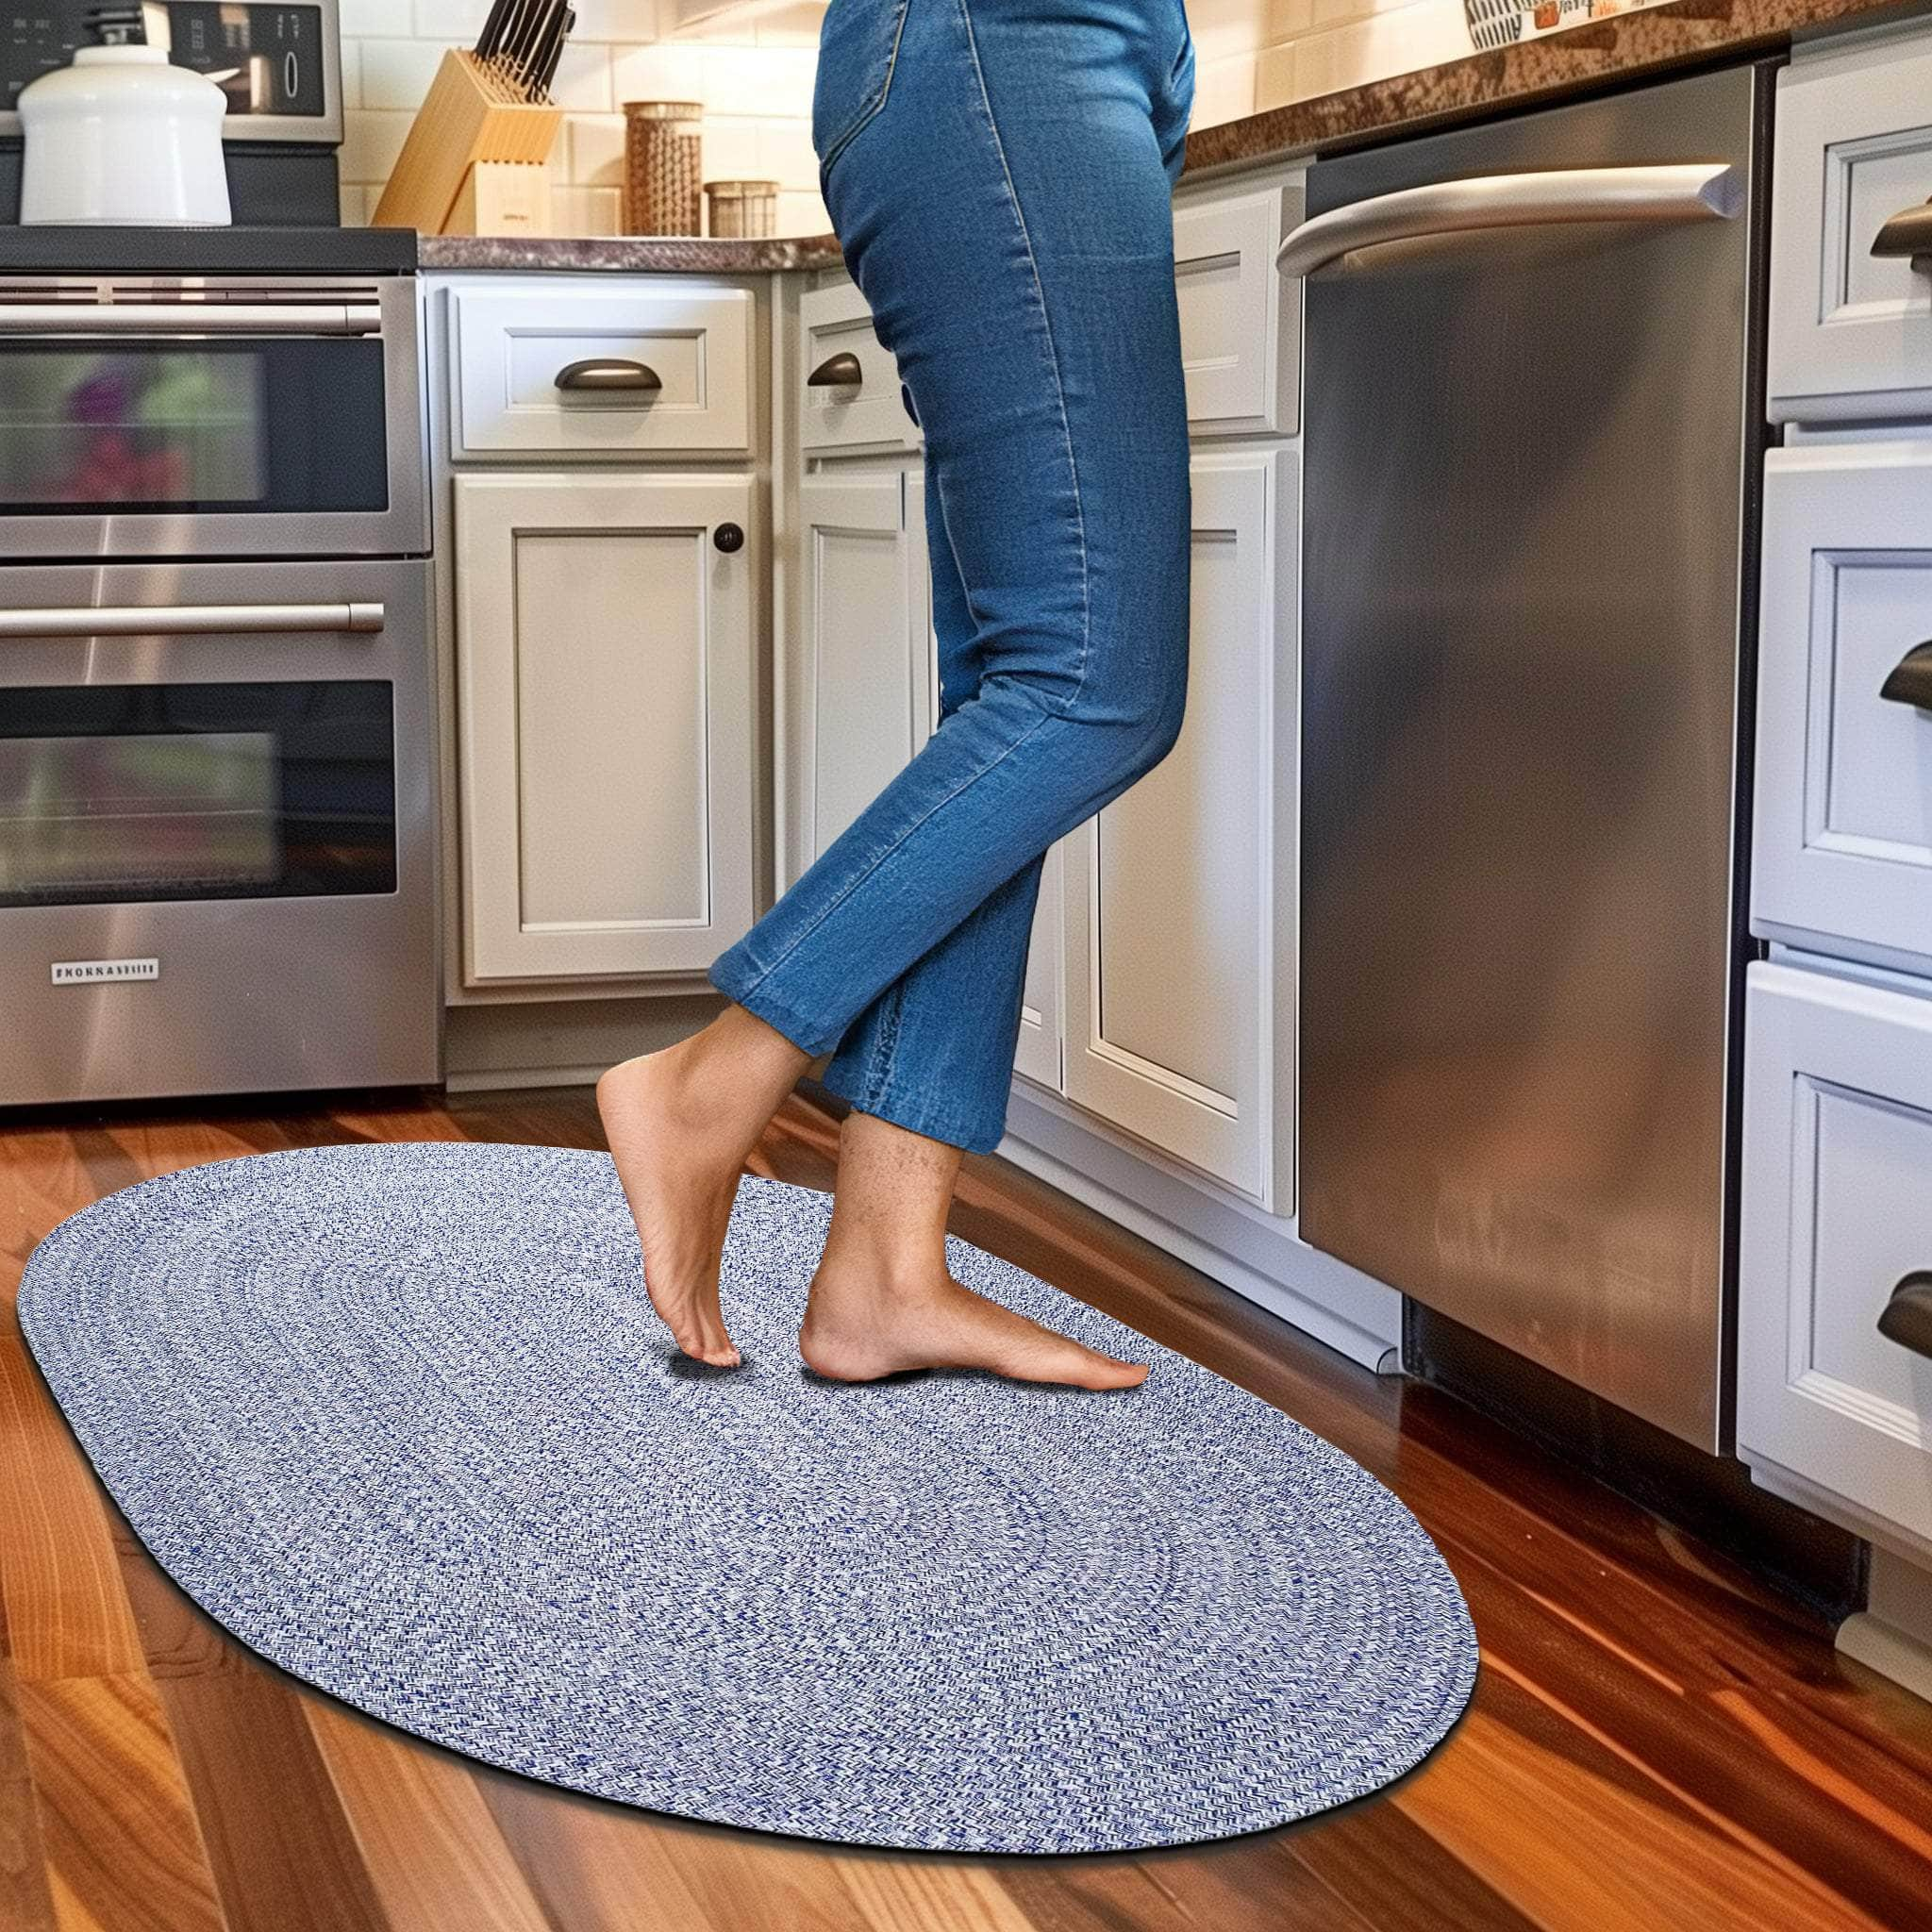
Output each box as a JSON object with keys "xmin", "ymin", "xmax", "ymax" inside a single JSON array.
[{"xmin": 19, "ymin": 1139, "xmax": 1476, "ymax": 1853}]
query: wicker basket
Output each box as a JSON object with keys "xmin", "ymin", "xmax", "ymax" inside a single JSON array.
[
  {"xmin": 705, "ymin": 178, "xmax": 779, "ymax": 240},
  {"xmin": 622, "ymin": 100, "xmax": 703, "ymax": 236}
]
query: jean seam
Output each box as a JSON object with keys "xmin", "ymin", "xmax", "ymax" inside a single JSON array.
[
  {"xmin": 724, "ymin": 692, "xmax": 1065, "ymax": 1012},
  {"xmin": 955, "ymin": 0, "xmax": 1091, "ymax": 717}
]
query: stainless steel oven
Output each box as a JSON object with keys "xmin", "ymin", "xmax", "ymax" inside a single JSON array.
[
  {"xmin": 0, "ymin": 557, "xmax": 438, "ymax": 1105},
  {"xmin": 0, "ymin": 241, "xmax": 438, "ymax": 1108},
  {"xmin": 0, "ymin": 272, "xmax": 425, "ymax": 560}
]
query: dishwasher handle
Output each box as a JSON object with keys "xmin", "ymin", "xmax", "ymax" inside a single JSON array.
[
  {"xmin": 1275, "ymin": 162, "xmax": 1743, "ymax": 280},
  {"xmin": 0, "ymin": 602, "xmax": 387, "ymax": 640}
]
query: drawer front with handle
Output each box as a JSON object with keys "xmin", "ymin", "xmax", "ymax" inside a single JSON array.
[
  {"xmin": 1739, "ymin": 960, "xmax": 1932, "ymax": 1551},
  {"xmin": 1768, "ymin": 24, "xmax": 1932, "ymax": 423},
  {"xmin": 1175, "ymin": 175, "xmax": 1301, "ymax": 438},
  {"xmin": 448, "ymin": 282, "xmax": 753, "ymax": 458},
  {"xmin": 799, "ymin": 280, "xmax": 916, "ymax": 455},
  {"xmin": 1754, "ymin": 441, "xmax": 1932, "ymax": 976}
]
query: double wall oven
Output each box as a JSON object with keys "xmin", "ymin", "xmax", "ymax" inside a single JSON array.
[{"xmin": 0, "ymin": 234, "xmax": 439, "ymax": 1106}]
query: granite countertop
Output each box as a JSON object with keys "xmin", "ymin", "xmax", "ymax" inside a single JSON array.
[{"xmin": 424, "ymin": 0, "xmax": 1924, "ymax": 274}]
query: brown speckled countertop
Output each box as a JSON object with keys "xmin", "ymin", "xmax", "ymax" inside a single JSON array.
[
  {"xmin": 423, "ymin": 0, "xmax": 1924, "ymax": 275},
  {"xmin": 417, "ymin": 231, "xmax": 846, "ymax": 273}
]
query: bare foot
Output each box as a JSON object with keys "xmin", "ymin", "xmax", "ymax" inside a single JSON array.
[
  {"xmin": 596, "ymin": 1044, "xmax": 747, "ymax": 1368},
  {"xmin": 799, "ymin": 1256, "xmax": 1149, "ymax": 1391}
]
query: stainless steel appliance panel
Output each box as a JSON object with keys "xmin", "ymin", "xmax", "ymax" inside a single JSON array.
[
  {"xmin": 1297, "ymin": 63, "xmax": 1767, "ymax": 1447},
  {"xmin": 0, "ymin": 557, "xmax": 439, "ymax": 1103},
  {"xmin": 0, "ymin": 275, "xmax": 425, "ymax": 561}
]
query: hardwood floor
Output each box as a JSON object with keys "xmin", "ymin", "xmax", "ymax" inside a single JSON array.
[{"xmin": 5, "ymin": 1081, "xmax": 1932, "ymax": 1931}]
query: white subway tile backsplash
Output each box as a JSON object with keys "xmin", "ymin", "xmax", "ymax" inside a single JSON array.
[
  {"xmin": 341, "ymin": 108, "xmax": 416, "ymax": 185},
  {"xmin": 610, "ymin": 40, "xmax": 705, "ymax": 103},
  {"xmin": 411, "ymin": 0, "xmax": 488, "ymax": 39},
  {"xmin": 695, "ymin": 118, "xmax": 762, "ymax": 182},
  {"xmin": 777, "ymin": 187, "xmax": 831, "ymax": 239},
  {"xmin": 757, "ymin": 119, "xmax": 817, "ymax": 191},
  {"xmin": 360, "ymin": 39, "xmax": 457, "ymax": 110},
  {"xmin": 551, "ymin": 40, "xmax": 616, "ymax": 108},
  {"xmin": 552, "ymin": 184, "xmax": 624, "ymax": 234},
  {"xmin": 1191, "ymin": 50, "xmax": 1257, "ymax": 128},
  {"xmin": 567, "ymin": 112, "xmax": 628, "ymax": 187},
  {"xmin": 336, "ymin": 0, "xmax": 1467, "ymax": 233}
]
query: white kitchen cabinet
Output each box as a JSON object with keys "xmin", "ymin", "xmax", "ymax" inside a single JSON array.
[
  {"xmin": 794, "ymin": 466, "xmax": 935, "ymax": 865},
  {"xmin": 799, "ymin": 280, "xmax": 920, "ymax": 457},
  {"xmin": 1754, "ymin": 441, "xmax": 1932, "ymax": 977},
  {"xmin": 1768, "ymin": 20, "xmax": 1932, "ymax": 425},
  {"xmin": 447, "ymin": 281, "xmax": 754, "ymax": 458},
  {"xmin": 1172, "ymin": 171, "xmax": 1305, "ymax": 440},
  {"xmin": 453, "ymin": 470, "xmax": 756, "ymax": 983},
  {"xmin": 1014, "ymin": 839, "xmax": 1065, "ymax": 1092},
  {"xmin": 1739, "ymin": 959, "xmax": 1932, "ymax": 1557},
  {"xmin": 1059, "ymin": 447, "xmax": 1296, "ymax": 1204}
]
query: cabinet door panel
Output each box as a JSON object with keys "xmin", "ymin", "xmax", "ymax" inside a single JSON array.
[
  {"xmin": 1173, "ymin": 178, "xmax": 1302, "ymax": 439},
  {"xmin": 1014, "ymin": 837, "xmax": 1065, "ymax": 1091},
  {"xmin": 1739, "ymin": 960, "xmax": 1932, "ymax": 1550},
  {"xmin": 797, "ymin": 472, "xmax": 923, "ymax": 864},
  {"xmin": 1754, "ymin": 442, "xmax": 1932, "ymax": 975},
  {"xmin": 1061, "ymin": 449, "xmax": 1290, "ymax": 1201},
  {"xmin": 455, "ymin": 471, "xmax": 754, "ymax": 982}
]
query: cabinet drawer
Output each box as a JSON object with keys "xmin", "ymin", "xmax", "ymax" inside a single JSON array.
[
  {"xmin": 799, "ymin": 280, "xmax": 917, "ymax": 456},
  {"xmin": 1739, "ymin": 960, "xmax": 1932, "ymax": 1550},
  {"xmin": 1768, "ymin": 25, "xmax": 1932, "ymax": 424},
  {"xmin": 1753, "ymin": 442, "xmax": 1932, "ymax": 975},
  {"xmin": 1174, "ymin": 174, "xmax": 1302, "ymax": 439},
  {"xmin": 447, "ymin": 282, "xmax": 753, "ymax": 459}
]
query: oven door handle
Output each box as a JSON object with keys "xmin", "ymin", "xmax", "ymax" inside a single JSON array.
[
  {"xmin": 1274, "ymin": 162, "xmax": 1742, "ymax": 279},
  {"xmin": 0, "ymin": 603, "xmax": 387, "ymax": 639},
  {"xmin": 0, "ymin": 304, "xmax": 384, "ymax": 336}
]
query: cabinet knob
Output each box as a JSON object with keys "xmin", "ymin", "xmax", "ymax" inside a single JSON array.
[
  {"xmin": 1876, "ymin": 1272, "xmax": 1932, "ymax": 1358},
  {"xmin": 555, "ymin": 358, "xmax": 662, "ymax": 393},
  {"xmin": 1880, "ymin": 640, "xmax": 1932, "ymax": 711},
  {"xmin": 807, "ymin": 351, "xmax": 863, "ymax": 388},
  {"xmin": 713, "ymin": 523, "xmax": 744, "ymax": 554}
]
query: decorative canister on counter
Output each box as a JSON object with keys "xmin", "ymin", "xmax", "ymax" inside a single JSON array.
[
  {"xmin": 622, "ymin": 100, "xmax": 703, "ymax": 235},
  {"xmin": 704, "ymin": 178, "xmax": 779, "ymax": 240}
]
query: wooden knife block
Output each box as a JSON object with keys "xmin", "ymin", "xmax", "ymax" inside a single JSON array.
[
  {"xmin": 445, "ymin": 162, "xmax": 554, "ymax": 237},
  {"xmin": 371, "ymin": 50, "xmax": 563, "ymax": 236}
]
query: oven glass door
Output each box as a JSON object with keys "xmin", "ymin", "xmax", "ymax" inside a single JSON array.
[
  {"xmin": 0, "ymin": 681, "xmax": 396, "ymax": 908},
  {"xmin": 0, "ymin": 339, "xmax": 389, "ymax": 517}
]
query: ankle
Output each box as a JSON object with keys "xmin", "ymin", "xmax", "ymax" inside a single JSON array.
[{"xmin": 813, "ymin": 1233, "xmax": 946, "ymax": 1302}]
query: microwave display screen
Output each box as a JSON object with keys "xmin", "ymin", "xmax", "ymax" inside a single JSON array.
[
  {"xmin": 0, "ymin": 341, "xmax": 388, "ymax": 516},
  {"xmin": 0, "ymin": 682, "xmax": 396, "ymax": 908}
]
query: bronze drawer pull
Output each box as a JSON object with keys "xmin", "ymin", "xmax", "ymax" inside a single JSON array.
[
  {"xmin": 1878, "ymin": 1272, "xmax": 1932, "ymax": 1358},
  {"xmin": 1880, "ymin": 641, "xmax": 1932, "ymax": 711},
  {"xmin": 1872, "ymin": 200, "xmax": 1932, "ymax": 269},
  {"xmin": 555, "ymin": 358, "xmax": 662, "ymax": 392},
  {"xmin": 807, "ymin": 351, "xmax": 863, "ymax": 387}
]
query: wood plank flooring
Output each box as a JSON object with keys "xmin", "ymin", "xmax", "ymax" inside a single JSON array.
[{"xmin": 5, "ymin": 1081, "xmax": 1932, "ymax": 1931}]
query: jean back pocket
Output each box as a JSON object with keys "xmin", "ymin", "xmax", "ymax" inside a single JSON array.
[{"xmin": 812, "ymin": 0, "xmax": 912, "ymax": 183}]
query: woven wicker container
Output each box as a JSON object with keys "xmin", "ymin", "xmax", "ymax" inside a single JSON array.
[
  {"xmin": 705, "ymin": 178, "xmax": 779, "ymax": 240},
  {"xmin": 622, "ymin": 100, "xmax": 703, "ymax": 236}
]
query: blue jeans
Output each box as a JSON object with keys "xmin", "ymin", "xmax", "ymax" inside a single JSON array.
[{"xmin": 708, "ymin": 0, "xmax": 1196, "ymax": 1154}]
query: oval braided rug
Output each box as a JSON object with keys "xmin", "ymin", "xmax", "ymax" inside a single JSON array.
[{"xmin": 19, "ymin": 1140, "xmax": 1475, "ymax": 1854}]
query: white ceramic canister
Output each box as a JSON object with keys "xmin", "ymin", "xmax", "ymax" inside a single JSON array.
[{"xmin": 18, "ymin": 37, "xmax": 231, "ymax": 225}]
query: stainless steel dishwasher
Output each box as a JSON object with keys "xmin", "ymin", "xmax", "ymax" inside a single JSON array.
[{"xmin": 1279, "ymin": 60, "xmax": 1774, "ymax": 1449}]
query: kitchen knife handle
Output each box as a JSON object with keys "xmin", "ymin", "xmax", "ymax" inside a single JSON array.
[
  {"xmin": 807, "ymin": 352, "xmax": 863, "ymax": 387},
  {"xmin": 1872, "ymin": 200, "xmax": 1932, "ymax": 268},
  {"xmin": 1878, "ymin": 1273, "xmax": 1932, "ymax": 1358},
  {"xmin": 1880, "ymin": 641, "xmax": 1932, "ymax": 711},
  {"xmin": 555, "ymin": 358, "xmax": 661, "ymax": 393}
]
